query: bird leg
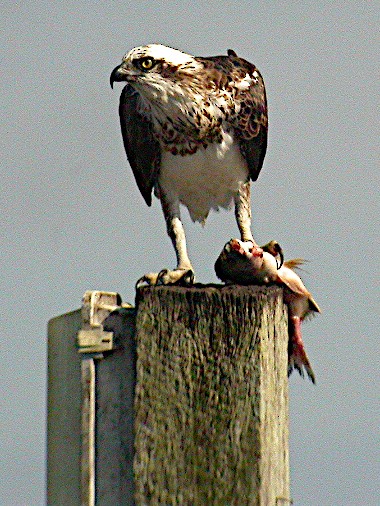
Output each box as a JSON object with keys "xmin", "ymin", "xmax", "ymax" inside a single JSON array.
[
  {"xmin": 234, "ymin": 182, "xmax": 258, "ymax": 246},
  {"xmin": 235, "ymin": 183, "xmax": 284, "ymax": 268},
  {"xmin": 136, "ymin": 192, "xmax": 194, "ymax": 287}
]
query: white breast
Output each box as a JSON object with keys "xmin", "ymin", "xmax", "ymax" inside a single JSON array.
[{"xmin": 158, "ymin": 130, "xmax": 248, "ymax": 222}]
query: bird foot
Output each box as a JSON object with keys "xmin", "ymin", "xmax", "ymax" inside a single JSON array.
[
  {"xmin": 234, "ymin": 239, "xmax": 284, "ymax": 267},
  {"xmin": 136, "ymin": 268, "xmax": 195, "ymax": 288},
  {"xmin": 230, "ymin": 239, "xmax": 264, "ymax": 257},
  {"xmin": 261, "ymin": 240, "xmax": 284, "ymax": 269}
]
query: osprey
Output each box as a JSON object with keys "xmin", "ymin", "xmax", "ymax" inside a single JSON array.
[{"xmin": 110, "ymin": 44, "xmax": 268, "ymax": 285}]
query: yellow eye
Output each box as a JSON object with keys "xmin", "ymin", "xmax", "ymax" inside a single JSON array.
[{"xmin": 140, "ymin": 57, "xmax": 154, "ymax": 70}]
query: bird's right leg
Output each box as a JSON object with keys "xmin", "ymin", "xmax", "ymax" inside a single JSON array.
[
  {"xmin": 136, "ymin": 192, "xmax": 194, "ymax": 287},
  {"xmin": 158, "ymin": 193, "xmax": 195, "ymax": 285}
]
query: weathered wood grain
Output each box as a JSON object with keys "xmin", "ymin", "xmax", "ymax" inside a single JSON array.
[{"xmin": 133, "ymin": 284, "xmax": 290, "ymax": 506}]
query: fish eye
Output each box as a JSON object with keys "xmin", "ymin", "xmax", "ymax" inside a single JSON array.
[{"xmin": 138, "ymin": 57, "xmax": 155, "ymax": 70}]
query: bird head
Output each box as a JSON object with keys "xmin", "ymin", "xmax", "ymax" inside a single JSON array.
[{"xmin": 110, "ymin": 44, "xmax": 203, "ymax": 93}]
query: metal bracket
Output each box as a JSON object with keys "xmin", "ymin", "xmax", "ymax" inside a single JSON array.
[{"xmin": 77, "ymin": 290, "xmax": 133, "ymax": 355}]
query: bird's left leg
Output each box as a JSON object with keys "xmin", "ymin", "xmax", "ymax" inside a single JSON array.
[
  {"xmin": 136, "ymin": 192, "xmax": 194, "ymax": 287},
  {"xmin": 234, "ymin": 182, "xmax": 261, "ymax": 251},
  {"xmin": 235, "ymin": 182, "xmax": 284, "ymax": 266}
]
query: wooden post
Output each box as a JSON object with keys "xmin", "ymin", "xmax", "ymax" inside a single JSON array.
[
  {"xmin": 133, "ymin": 285, "xmax": 290, "ymax": 505},
  {"xmin": 48, "ymin": 284, "xmax": 290, "ymax": 505}
]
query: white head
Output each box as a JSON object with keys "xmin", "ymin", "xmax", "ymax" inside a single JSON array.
[
  {"xmin": 122, "ymin": 44, "xmax": 199, "ymax": 68},
  {"xmin": 110, "ymin": 43, "xmax": 204, "ymax": 105}
]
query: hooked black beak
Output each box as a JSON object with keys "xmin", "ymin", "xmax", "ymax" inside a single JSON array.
[{"xmin": 110, "ymin": 64, "xmax": 128, "ymax": 89}]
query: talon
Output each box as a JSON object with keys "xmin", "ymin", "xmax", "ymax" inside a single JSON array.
[
  {"xmin": 181, "ymin": 269, "xmax": 195, "ymax": 286},
  {"xmin": 276, "ymin": 249, "xmax": 284, "ymax": 269},
  {"xmin": 135, "ymin": 277, "xmax": 146, "ymax": 289},
  {"xmin": 135, "ymin": 273, "xmax": 159, "ymax": 288},
  {"xmin": 139, "ymin": 268, "xmax": 195, "ymax": 287},
  {"xmin": 261, "ymin": 240, "xmax": 284, "ymax": 269},
  {"xmin": 156, "ymin": 269, "xmax": 169, "ymax": 285},
  {"xmin": 277, "ymin": 249, "xmax": 284, "ymax": 269}
]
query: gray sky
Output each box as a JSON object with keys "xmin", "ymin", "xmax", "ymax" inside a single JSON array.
[{"xmin": 2, "ymin": 1, "xmax": 378, "ymax": 504}]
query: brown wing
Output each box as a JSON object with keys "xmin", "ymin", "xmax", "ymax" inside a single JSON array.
[
  {"xmin": 199, "ymin": 53, "xmax": 268, "ymax": 182},
  {"xmin": 230, "ymin": 55, "xmax": 268, "ymax": 182},
  {"xmin": 238, "ymin": 116, "xmax": 267, "ymax": 182},
  {"xmin": 119, "ymin": 85, "xmax": 160, "ymax": 206}
]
